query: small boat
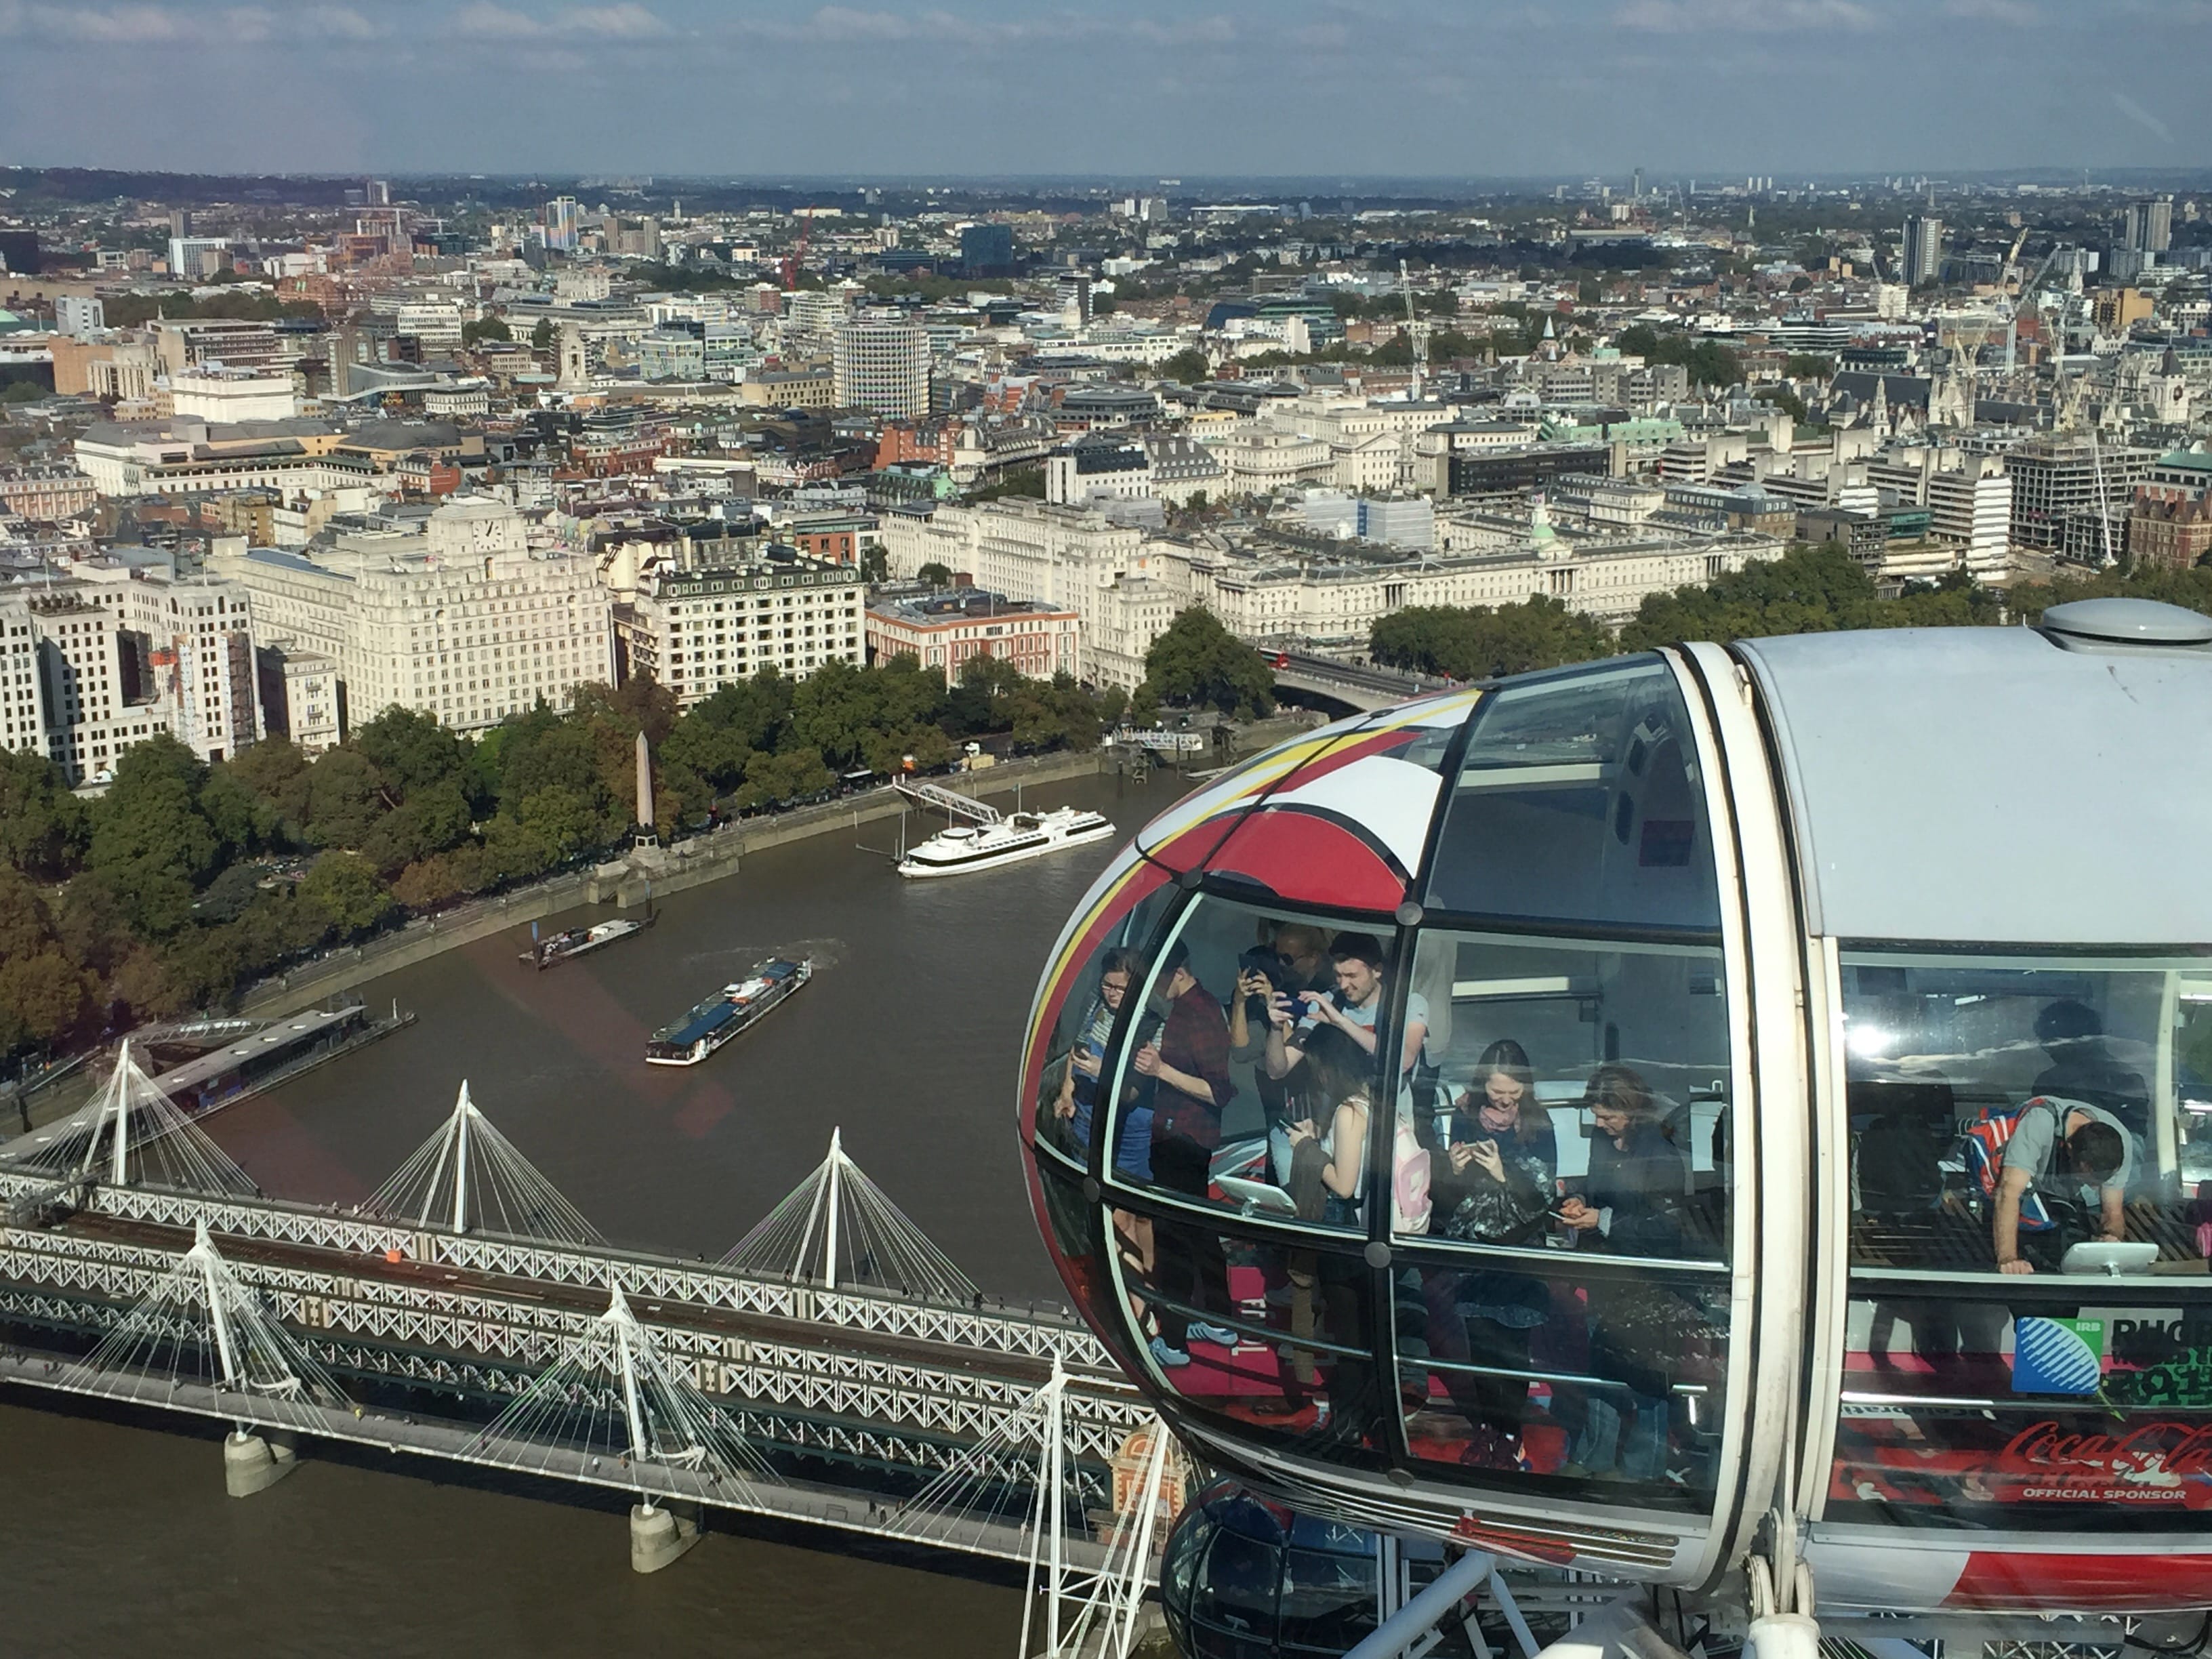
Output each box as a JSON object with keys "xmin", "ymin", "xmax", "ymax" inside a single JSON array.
[
  {"xmin": 518, "ymin": 914, "xmax": 655, "ymax": 970},
  {"xmin": 897, "ymin": 807, "xmax": 1115, "ymax": 879},
  {"xmin": 644, "ymin": 957, "xmax": 812, "ymax": 1067}
]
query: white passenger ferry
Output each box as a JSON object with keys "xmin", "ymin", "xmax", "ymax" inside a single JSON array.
[{"xmin": 896, "ymin": 806, "xmax": 1115, "ymax": 879}]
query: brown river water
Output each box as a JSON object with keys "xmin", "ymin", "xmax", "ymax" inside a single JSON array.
[{"xmin": 0, "ymin": 770, "xmax": 1184, "ymax": 1659}]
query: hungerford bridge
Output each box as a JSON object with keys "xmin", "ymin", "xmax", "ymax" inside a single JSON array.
[{"xmin": 0, "ymin": 1046, "xmax": 1200, "ymax": 1657}]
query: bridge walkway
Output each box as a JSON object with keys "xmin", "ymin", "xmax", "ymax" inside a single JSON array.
[{"xmin": 0, "ymin": 1351, "xmax": 1083, "ymax": 1573}]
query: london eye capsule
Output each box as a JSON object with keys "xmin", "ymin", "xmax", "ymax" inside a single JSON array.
[{"xmin": 1019, "ymin": 602, "xmax": 2212, "ymax": 1619}]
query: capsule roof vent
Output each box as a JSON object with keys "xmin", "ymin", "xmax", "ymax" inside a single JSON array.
[{"xmin": 2036, "ymin": 597, "xmax": 2212, "ymax": 652}]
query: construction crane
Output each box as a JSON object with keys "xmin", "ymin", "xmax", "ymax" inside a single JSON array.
[
  {"xmin": 1398, "ymin": 260, "xmax": 1433, "ymax": 402},
  {"xmin": 2049, "ymin": 323, "xmax": 2119, "ymax": 569},
  {"xmin": 1936, "ymin": 312, "xmax": 1999, "ymax": 427},
  {"xmin": 2004, "ymin": 245, "xmax": 2063, "ymax": 375},
  {"xmin": 779, "ymin": 207, "xmax": 816, "ymax": 293}
]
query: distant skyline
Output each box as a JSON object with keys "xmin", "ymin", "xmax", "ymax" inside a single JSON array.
[{"xmin": 1, "ymin": 0, "xmax": 2207, "ymax": 181}]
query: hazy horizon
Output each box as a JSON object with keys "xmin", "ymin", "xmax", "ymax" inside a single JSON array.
[{"xmin": 1, "ymin": 0, "xmax": 2206, "ymax": 182}]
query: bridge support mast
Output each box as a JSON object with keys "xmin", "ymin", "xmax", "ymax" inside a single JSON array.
[
  {"xmin": 192, "ymin": 1223, "xmax": 295, "ymax": 1498},
  {"xmin": 610, "ymin": 1288, "xmax": 699, "ymax": 1573},
  {"xmin": 104, "ymin": 1040, "xmax": 131, "ymax": 1186}
]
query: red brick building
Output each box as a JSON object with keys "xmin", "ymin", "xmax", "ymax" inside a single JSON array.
[
  {"xmin": 2130, "ymin": 487, "xmax": 2212, "ymax": 571},
  {"xmin": 865, "ymin": 589, "xmax": 1078, "ymax": 686},
  {"xmin": 781, "ymin": 510, "xmax": 875, "ymax": 566},
  {"xmin": 874, "ymin": 420, "xmax": 958, "ymax": 469}
]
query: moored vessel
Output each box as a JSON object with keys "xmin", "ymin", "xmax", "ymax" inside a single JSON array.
[
  {"xmin": 518, "ymin": 914, "xmax": 654, "ymax": 970},
  {"xmin": 897, "ymin": 806, "xmax": 1115, "ymax": 879}
]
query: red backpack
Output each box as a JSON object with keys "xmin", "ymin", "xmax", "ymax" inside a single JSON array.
[{"xmin": 1961, "ymin": 1099, "xmax": 2057, "ymax": 1231}]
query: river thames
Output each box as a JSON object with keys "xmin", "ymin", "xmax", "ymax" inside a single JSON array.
[{"xmin": 0, "ymin": 769, "xmax": 1183, "ymax": 1658}]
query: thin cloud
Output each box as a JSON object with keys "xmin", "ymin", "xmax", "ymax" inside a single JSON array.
[
  {"xmin": 1132, "ymin": 14, "xmax": 1235, "ymax": 43},
  {"xmin": 722, "ymin": 5, "xmax": 1233, "ymax": 49},
  {"xmin": 304, "ymin": 4, "xmax": 382, "ymax": 39},
  {"xmin": 0, "ymin": 0, "xmax": 384, "ymax": 41},
  {"xmin": 1941, "ymin": 0, "xmax": 2041, "ymax": 20},
  {"xmin": 0, "ymin": 3, "xmax": 186, "ymax": 42},
  {"xmin": 453, "ymin": 1, "xmax": 667, "ymax": 39},
  {"xmin": 1614, "ymin": 0, "xmax": 1880, "ymax": 30}
]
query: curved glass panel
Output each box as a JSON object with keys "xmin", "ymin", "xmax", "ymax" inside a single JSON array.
[
  {"xmin": 1104, "ymin": 893, "xmax": 1419, "ymax": 1240},
  {"xmin": 1116, "ymin": 1223, "xmax": 1389, "ymax": 1462},
  {"xmin": 1423, "ymin": 658, "xmax": 1721, "ymax": 933},
  {"xmin": 1030, "ymin": 1158, "xmax": 1148, "ymax": 1378},
  {"xmin": 1387, "ymin": 923, "xmax": 1732, "ymax": 1496},
  {"xmin": 1030, "ymin": 873, "xmax": 1179, "ymax": 1175},
  {"xmin": 1843, "ymin": 948, "xmax": 2206, "ymax": 1272},
  {"xmin": 1391, "ymin": 1252, "xmax": 1729, "ymax": 1502},
  {"xmin": 1162, "ymin": 1483, "xmax": 1382, "ymax": 1659},
  {"xmin": 1399, "ymin": 928, "xmax": 1733, "ymax": 1258},
  {"xmin": 1191, "ymin": 1527, "xmax": 1282, "ymax": 1641},
  {"xmin": 1277, "ymin": 1539, "xmax": 1382, "ymax": 1656},
  {"xmin": 1836, "ymin": 945, "xmax": 2212, "ymax": 1529}
]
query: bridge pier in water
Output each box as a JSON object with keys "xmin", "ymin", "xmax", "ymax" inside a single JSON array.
[
  {"xmin": 629, "ymin": 1502, "xmax": 699, "ymax": 1574},
  {"xmin": 223, "ymin": 1430, "xmax": 296, "ymax": 1497}
]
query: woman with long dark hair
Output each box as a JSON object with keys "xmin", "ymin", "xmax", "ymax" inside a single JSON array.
[
  {"xmin": 1559, "ymin": 1063, "xmax": 1687, "ymax": 1480},
  {"xmin": 1428, "ymin": 1039, "xmax": 1559, "ymax": 1467}
]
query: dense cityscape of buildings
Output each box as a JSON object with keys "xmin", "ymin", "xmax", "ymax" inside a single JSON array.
[{"xmin": 0, "ymin": 168, "xmax": 2208, "ymax": 784}]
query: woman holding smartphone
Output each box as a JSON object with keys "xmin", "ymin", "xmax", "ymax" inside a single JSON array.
[
  {"xmin": 1276, "ymin": 1027, "xmax": 1375, "ymax": 1429},
  {"xmin": 1284, "ymin": 1025, "xmax": 1371, "ymax": 1229},
  {"xmin": 1428, "ymin": 1040, "xmax": 1557, "ymax": 1469}
]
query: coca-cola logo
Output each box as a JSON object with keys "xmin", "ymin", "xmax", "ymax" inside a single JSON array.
[{"xmin": 2004, "ymin": 1420, "xmax": 2212, "ymax": 1478}]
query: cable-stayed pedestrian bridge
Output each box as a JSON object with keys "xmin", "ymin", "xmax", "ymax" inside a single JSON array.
[{"xmin": 0, "ymin": 1048, "xmax": 1176, "ymax": 1635}]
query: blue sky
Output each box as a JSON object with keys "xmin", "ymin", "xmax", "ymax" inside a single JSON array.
[{"xmin": 0, "ymin": 0, "xmax": 2205, "ymax": 179}]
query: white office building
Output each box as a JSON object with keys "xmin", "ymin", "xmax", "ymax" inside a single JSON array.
[
  {"xmin": 167, "ymin": 236, "xmax": 231, "ymax": 279},
  {"xmin": 833, "ymin": 321, "xmax": 930, "ymax": 418},
  {"xmin": 1865, "ymin": 447, "xmax": 2015, "ymax": 577},
  {"xmin": 617, "ymin": 551, "xmax": 864, "ymax": 712},
  {"xmin": 53, "ymin": 295, "xmax": 105, "ymax": 340},
  {"xmin": 168, "ymin": 369, "xmax": 299, "ymax": 424},
  {"xmin": 884, "ymin": 499, "xmax": 1181, "ymax": 689},
  {"xmin": 217, "ymin": 498, "xmax": 613, "ymax": 738},
  {"xmin": 65, "ymin": 565, "xmax": 262, "ymax": 764},
  {"xmin": 1, "ymin": 591, "xmax": 163, "ymax": 785},
  {"xmin": 0, "ymin": 599, "xmax": 50, "ymax": 758}
]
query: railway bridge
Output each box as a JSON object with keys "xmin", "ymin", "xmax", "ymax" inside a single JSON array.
[{"xmin": 0, "ymin": 1049, "xmax": 1176, "ymax": 1645}]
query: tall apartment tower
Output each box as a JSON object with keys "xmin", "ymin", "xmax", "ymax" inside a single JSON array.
[
  {"xmin": 832, "ymin": 321, "xmax": 930, "ymax": 419},
  {"xmin": 545, "ymin": 196, "xmax": 581, "ymax": 252},
  {"xmin": 2124, "ymin": 196, "xmax": 2174, "ymax": 253},
  {"xmin": 1902, "ymin": 215, "xmax": 1946, "ymax": 286}
]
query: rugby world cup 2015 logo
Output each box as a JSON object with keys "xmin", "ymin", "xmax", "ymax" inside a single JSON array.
[{"xmin": 2013, "ymin": 1316, "xmax": 2107, "ymax": 1395}]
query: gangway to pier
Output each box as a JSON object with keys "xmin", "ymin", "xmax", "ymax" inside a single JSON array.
[{"xmin": 894, "ymin": 778, "xmax": 1002, "ymax": 825}]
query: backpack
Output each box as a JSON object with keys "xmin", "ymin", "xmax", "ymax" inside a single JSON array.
[
  {"xmin": 1961, "ymin": 1101, "xmax": 2057, "ymax": 1231},
  {"xmin": 1856, "ymin": 1110, "xmax": 1946, "ymax": 1214},
  {"xmin": 1391, "ymin": 1114, "xmax": 1431, "ymax": 1235}
]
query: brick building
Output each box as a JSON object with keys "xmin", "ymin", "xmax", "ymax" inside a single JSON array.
[
  {"xmin": 864, "ymin": 588, "xmax": 1079, "ymax": 687},
  {"xmin": 0, "ymin": 466, "xmax": 98, "ymax": 520},
  {"xmin": 2130, "ymin": 488, "xmax": 2212, "ymax": 572}
]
